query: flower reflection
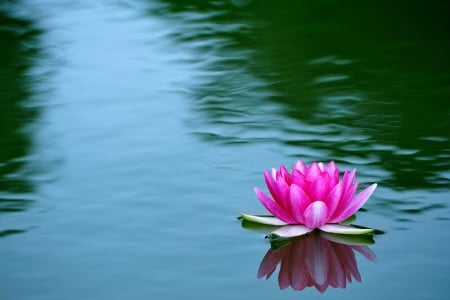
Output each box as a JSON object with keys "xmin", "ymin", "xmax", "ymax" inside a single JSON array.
[{"xmin": 257, "ymin": 231, "xmax": 376, "ymax": 292}]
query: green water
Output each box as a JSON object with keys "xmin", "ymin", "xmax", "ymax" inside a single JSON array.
[{"xmin": 1, "ymin": 1, "xmax": 449, "ymax": 299}]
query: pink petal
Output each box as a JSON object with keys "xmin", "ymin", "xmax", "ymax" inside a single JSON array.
[
  {"xmin": 332, "ymin": 183, "xmax": 377, "ymax": 223},
  {"xmin": 254, "ymin": 188, "xmax": 296, "ymax": 223},
  {"xmin": 329, "ymin": 168, "xmax": 340, "ymax": 187},
  {"xmin": 306, "ymin": 162, "xmax": 321, "ymax": 179},
  {"xmin": 264, "ymin": 171, "xmax": 280, "ymax": 202},
  {"xmin": 324, "ymin": 182, "xmax": 343, "ymax": 219},
  {"xmin": 289, "ymin": 184, "xmax": 310, "ymax": 223},
  {"xmin": 291, "ymin": 169, "xmax": 307, "ymax": 190},
  {"xmin": 329, "ymin": 182, "xmax": 358, "ymax": 221},
  {"xmin": 343, "ymin": 182, "xmax": 358, "ymax": 204},
  {"xmin": 325, "ymin": 161, "xmax": 336, "ymax": 174},
  {"xmin": 276, "ymin": 178, "xmax": 291, "ymax": 210},
  {"xmin": 264, "ymin": 171, "xmax": 290, "ymax": 210},
  {"xmin": 310, "ymin": 175, "xmax": 329, "ymax": 201},
  {"xmin": 271, "ymin": 168, "xmax": 277, "ymax": 180},
  {"xmin": 303, "ymin": 201, "xmax": 329, "ymax": 228},
  {"xmin": 294, "ymin": 160, "xmax": 307, "ymax": 174},
  {"xmin": 317, "ymin": 162, "xmax": 325, "ymax": 171},
  {"xmin": 328, "ymin": 170, "xmax": 357, "ymax": 221},
  {"xmin": 342, "ymin": 169, "xmax": 356, "ymax": 192},
  {"xmin": 279, "ymin": 165, "xmax": 292, "ymax": 185}
]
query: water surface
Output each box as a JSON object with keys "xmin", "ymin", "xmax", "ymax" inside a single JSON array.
[{"xmin": 1, "ymin": 1, "xmax": 449, "ymax": 299}]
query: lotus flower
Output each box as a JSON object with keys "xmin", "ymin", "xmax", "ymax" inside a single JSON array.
[
  {"xmin": 257, "ymin": 231, "xmax": 377, "ymax": 292},
  {"xmin": 241, "ymin": 161, "xmax": 377, "ymax": 237}
]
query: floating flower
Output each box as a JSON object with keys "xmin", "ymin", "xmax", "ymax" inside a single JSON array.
[
  {"xmin": 257, "ymin": 231, "xmax": 377, "ymax": 292},
  {"xmin": 241, "ymin": 161, "xmax": 377, "ymax": 237}
]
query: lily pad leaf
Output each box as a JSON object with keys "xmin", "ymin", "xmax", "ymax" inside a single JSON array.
[
  {"xmin": 241, "ymin": 219, "xmax": 280, "ymax": 232},
  {"xmin": 320, "ymin": 232, "xmax": 375, "ymax": 245},
  {"xmin": 269, "ymin": 237, "xmax": 296, "ymax": 250},
  {"xmin": 240, "ymin": 214, "xmax": 288, "ymax": 226},
  {"xmin": 319, "ymin": 224, "xmax": 375, "ymax": 235}
]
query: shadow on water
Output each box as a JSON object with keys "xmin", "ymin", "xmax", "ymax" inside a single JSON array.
[
  {"xmin": 150, "ymin": 0, "xmax": 450, "ymax": 192},
  {"xmin": 0, "ymin": 6, "xmax": 42, "ymax": 237}
]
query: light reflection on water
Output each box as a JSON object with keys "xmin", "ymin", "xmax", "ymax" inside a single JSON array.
[{"xmin": 0, "ymin": 0, "xmax": 449, "ymax": 299}]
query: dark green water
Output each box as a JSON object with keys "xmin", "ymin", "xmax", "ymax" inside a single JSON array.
[{"xmin": 1, "ymin": 1, "xmax": 449, "ymax": 299}]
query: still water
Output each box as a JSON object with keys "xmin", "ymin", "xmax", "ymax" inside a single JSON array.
[{"xmin": 1, "ymin": 1, "xmax": 449, "ymax": 299}]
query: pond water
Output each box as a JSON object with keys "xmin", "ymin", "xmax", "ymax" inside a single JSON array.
[{"xmin": 1, "ymin": 1, "xmax": 449, "ymax": 299}]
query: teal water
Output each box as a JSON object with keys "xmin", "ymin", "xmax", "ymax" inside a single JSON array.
[{"xmin": 1, "ymin": 1, "xmax": 449, "ymax": 299}]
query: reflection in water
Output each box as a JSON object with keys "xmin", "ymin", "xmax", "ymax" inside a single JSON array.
[
  {"xmin": 156, "ymin": 0, "xmax": 450, "ymax": 191},
  {"xmin": 0, "ymin": 229, "xmax": 27, "ymax": 238},
  {"xmin": 258, "ymin": 231, "xmax": 376, "ymax": 292},
  {"xmin": 0, "ymin": 7, "xmax": 41, "ymax": 236}
]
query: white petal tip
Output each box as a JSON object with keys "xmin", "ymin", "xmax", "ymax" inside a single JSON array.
[{"xmin": 268, "ymin": 225, "xmax": 314, "ymax": 238}]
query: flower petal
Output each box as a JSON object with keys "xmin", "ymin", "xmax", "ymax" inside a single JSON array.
[
  {"xmin": 343, "ymin": 182, "xmax": 358, "ymax": 207},
  {"xmin": 268, "ymin": 225, "xmax": 314, "ymax": 238},
  {"xmin": 342, "ymin": 169, "xmax": 356, "ymax": 191},
  {"xmin": 289, "ymin": 184, "xmax": 310, "ymax": 223},
  {"xmin": 324, "ymin": 182, "xmax": 343, "ymax": 220},
  {"xmin": 328, "ymin": 172, "xmax": 356, "ymax": 221},
  {"xmin": 306, "ymin": 162, "xmax": 321, "ymax": 180},
  {"xmin": 254, "ymin": 188, "xmax": 296, "ymax": 223},
  {"xmin": 271, "ymin": 168, "xmax": 277, "ymax": 180},
  {"xmin": 276, "ymin": 178, "xmax": 291, "ymax": 210},
  {"xmin": 310, "ymin": 175, "xmax": 328, "ymax": 201},
  {"xmin": 332, "ymin": 183, "xmax": 377, "ymax": 223},
  {"xmin": 291, "ymin": 169, "xmax": 307, "ymax": 190},
  {"xmin": 303, "ymin": 201, "xmax": 329, "ymax": 228},
  {"xmin": 353, "ymin": 183, "xmax": 377, "ymax": 208},
  {"xmin": 340, "ymin": 170, "xmax": 356, "ymax": 202},
  {"xmin": 240, "ymin": 213, "xmax": 288, "ymax": 226},
  {"xmin": 264, "ymin": 171, "xmax": 281, "ymax": 203},
  {"xmin": 325, "ymin": 161, "xmax": 337, "ymax": 174},
  {"xmin": 319, "ymin": 224, "xmax": 375, "ymax": 235},
  {"xmin": 329, "ymin": 168, "xmax": 340, "ymax": 187},
  {"xmin": 294, "ymin": 160, "xmax": 307, "ymax": 174},
  {"xmin": 279, "ymin": 165, "xmax": 292, "ymax": 185},
  {"xmin": 317, "ymin": 162, "xmax": 325, "ymax": 171}
]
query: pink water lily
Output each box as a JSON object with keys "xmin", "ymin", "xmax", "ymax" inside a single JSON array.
[{"xmin": 241, "ymin": 161, "xmax": 377, "ymax": 237}]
